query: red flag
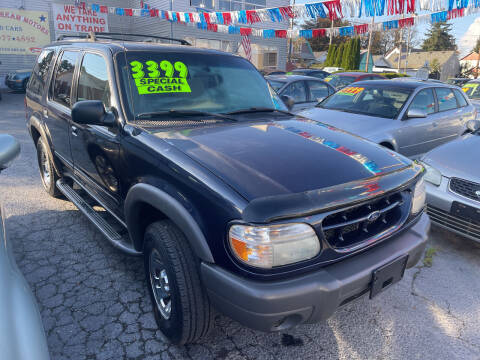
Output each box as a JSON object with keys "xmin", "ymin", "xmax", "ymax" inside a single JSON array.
[
  {"xmin": 275, "ymin": 30, "xmax": 287, "ymax": 38},
  {"xmin": 241, "ymin": 35, "xmax": 252, "ymax": 61}
]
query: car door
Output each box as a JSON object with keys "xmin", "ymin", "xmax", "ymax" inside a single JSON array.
[
  {"xmin": 429, "ymin": 87, "xmax": 466, "ymax": 149},
  {"xmin": 45, "ymin": 50, "xmax": 81, "ymax": 168},
  {"xmin": 393, "ymin": 88, "xmax": 438, "ymax": 157},
  {"xmin": 306, "ymin": 80, "xmax": 330, "ymax": 105},
  {"xmin": 281, "ymin": 80, "xmax": 309, "ymax": 113},
  {"xmin": 70, "ymin": 51, "xmax": 123, "ymax": 217}
]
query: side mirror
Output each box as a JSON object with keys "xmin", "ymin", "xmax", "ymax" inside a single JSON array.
[
  {"xmin": 281, "ymin": 95, "xmax": 295, "ymax": 111},
  {"xmin": 466, "ymin": 119, "xmax": 480, "ymax": 133},
  {"xmin": 406, "ymin": 108, "xmax": 427, "ymax": 119},
  {"xmin": 72, "ymin": 100, "xmax": 115, "ymax": 127},
  {"xmin": 0, "ymin": 134, "xmax": 20, "ymax": 171}
]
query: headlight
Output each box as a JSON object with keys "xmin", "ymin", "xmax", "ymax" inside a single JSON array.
[
  {"xmin": 229, "ymin": 223, "xmax": 320, "ymax": 268},
  {"xmin": 420, "ymin": 161, "xmax": 442, "ymax": 186},
  {"xmin": 411, "ymin": 177, "xmax": 426, "ymax": 215}
]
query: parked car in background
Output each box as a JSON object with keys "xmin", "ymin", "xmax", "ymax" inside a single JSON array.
[
  {"xmin": 422, "ymin": 120, "xmax": 480, "ymax": 242},
  {"xmin": 5, "ymin": 70, "xmax": 31, "ymax": 92},
  {"xmin": 0, "ymin": 134, "xmax": 50, "ymax": 360},
  {"xmin": 462, "ymin": 80, "xmax": 480, "ymax": 110},
  {"xmin": 266, "ymin": 74, "xmax": 335, "ymax": 113},
  {"xmin": 323, "ymin": 66, "xmax": 344, "ymax": 73},
  {"xmin": 324, "ymin": 72, "xmax": 386, "ymax": 89},
  {"xmin": 300, "ymin": 80, "xmax": 476, "ymax": 158},
  {"xmin": 446, "ymin": 78, "xmax": 470, "ymax": 87},
  {"xmin": 288, "ymin": 68, "xmax": 329, "ymax": 79}
]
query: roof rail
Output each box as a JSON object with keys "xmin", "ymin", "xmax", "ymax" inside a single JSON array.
[{"xmin": 56, "ymin": 32, "xmax": 191, "ymax": 46}]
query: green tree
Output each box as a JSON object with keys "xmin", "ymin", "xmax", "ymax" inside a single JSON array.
[
  {"xmin": 429, "ymin": 58, "xmax": 441, "ymax": 79},
  {"xmin": 421, "ymin": 22, "xmax": 456, "ymax": 51},
  {"xmin": 473, "ymin": 38, "xmax": 480, "ymax": 53},
  {"xmin": 334, "ymin": 43, "xmax": 344, "ymax": 66},
  {"xmin": 354, "ymin": 38, "xmax": 361, "ymax": 69},
  {"xmin": 302, "ymin": 18, "xmax": 351, "ymax": 52},
  {"xmin": 326, "ymin": 44, "xmax": 337, "ymax": 66},
  {"xmin": 341, "ymin": 39, "xmax": 352, "ymax": 69}
]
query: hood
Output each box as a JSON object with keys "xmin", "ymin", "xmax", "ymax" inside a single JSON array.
[
  {"xmin": 299, "ymin": 108, "xmax": 390, "ymax": 138},
  {"xmin": 422, "ymin": 133, "xmax": 480, "ymax": 182},
  {"xmin": 151, "ymin": 116, "xmax": 411, "ymax": 200},
  {"xmin": 13, "ymin": 69, "xmax": 31, "ymax": 74}
]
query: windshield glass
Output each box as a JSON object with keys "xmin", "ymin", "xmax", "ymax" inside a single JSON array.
[
  {"xmin": 325, "ymin": 75, "xmax": 356, "ymax": 88},
  {"xmin": 319, "ymin": 85, "xmax": 412, "ymax": 118},
  {"xmin": 462, "ymin": 82, "xmax": 480, "ymax": 99},
  {"xmin": 267, "ymin": 79, "xmax": 286, "ymax": 91},
  {"xmin": 117, "ymin": 51, "xmax": 286, "ymax": 119}
]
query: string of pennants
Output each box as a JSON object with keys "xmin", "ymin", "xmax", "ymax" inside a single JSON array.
[{"xmin": 85, "ymin": 0, "xmax": 480, "ymax": 39}]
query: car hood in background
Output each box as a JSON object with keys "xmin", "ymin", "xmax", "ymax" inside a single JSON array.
[
  {"xmin": 299, "ymin": 107, "xmax": 391, "ymax": 140},
  {"xmin": 422, "ymin": 133, "xmax": 480, "ymax": 182},
  {"xmin": 151, "ymin": 116, "xmax": 411, "ymax": 200}
]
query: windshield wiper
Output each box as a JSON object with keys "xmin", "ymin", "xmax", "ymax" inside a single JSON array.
[
  {"xmin": 136, "ymin": 109, "xmax": 238, "ymax": 122},
  {"xmin": 226, "ymin": 107, "xmax": 294, "ymax": 116}
]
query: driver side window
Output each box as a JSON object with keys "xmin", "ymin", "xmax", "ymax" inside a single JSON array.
[
  {"xmin": 409, "ymin": 89, "xmax": 435, "ymax": 115},
  {"xmin": 77, "ymin": 53, "xmax": 111, "ymax": 109},
  {"xmin": 282, "ymin": 81, "xmax": 307, "ymax": 103}
]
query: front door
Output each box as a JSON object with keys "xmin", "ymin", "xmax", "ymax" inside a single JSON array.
[{"xmin": 69, "ymin": 51, "xmax": 123, "ymax": 217}]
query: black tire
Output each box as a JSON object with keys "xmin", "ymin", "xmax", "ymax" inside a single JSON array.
[
  {"xmin": 144, "ymin": 220, "xmax": 214, "ymax": 345},
  {"xmin": 36, "ymin": 137, "xmax": 62, "ymax": 197}
]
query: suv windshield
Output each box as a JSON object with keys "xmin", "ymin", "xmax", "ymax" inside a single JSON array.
[
  {"xmin": 117, "ymin": 51, "xmax": 286, "ymax": 119},
  {"xmin": 462, "ymin": 82, "xmax": 480, "ymax": 99},
  {"xmin": 318, "ymin": 85, "xmax": 412, "ymax": 118}
]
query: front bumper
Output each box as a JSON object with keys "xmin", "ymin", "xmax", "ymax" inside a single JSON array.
[
  {"xmin": 426, "ymin": 177, "xmax": 480, "ymax": 242},
  {"xmin": 5, "ymin": 78, "xmax": 25, "ymax": 90},
  {"xmin": 202, "ymin": 213, "xmax": 430, "ymax": 332}
]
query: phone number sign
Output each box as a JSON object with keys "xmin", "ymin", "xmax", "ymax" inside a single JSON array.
[{"xmin": 0, "ymin": 8, "xmax": 50, "ymax": 55}]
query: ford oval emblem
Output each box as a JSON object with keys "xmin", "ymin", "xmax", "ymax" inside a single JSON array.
[{"xmin": 367, "ymin": 210, "xmax": 381, "ymax": 222}]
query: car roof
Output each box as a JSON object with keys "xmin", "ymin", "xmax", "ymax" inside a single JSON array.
[
  {"xmin": 465, "ymin": 79, "xmax": 480, "ymax": 84},
  {"xmin": 292, "ymin": 68, "xmax": 324, "ymax": 72},
  {"xmin": 330, "ymin": 72, "xmax": 377, "ymax": 77},
  {"xmin": 352, "ymin": 79, "xmax": 454, "ymax": 89},
  {"xmin": 265, "ymin": 74, "xmax": 327, "ymax": 82}
]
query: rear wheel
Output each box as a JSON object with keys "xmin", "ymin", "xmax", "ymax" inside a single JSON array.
[
  {"xmin": 36, "ymin": 137, "xmax": 61, "ymax": 197},
  {"xmin": 144, "ymin": 220, "xmax": 214, "ymax": 345}
]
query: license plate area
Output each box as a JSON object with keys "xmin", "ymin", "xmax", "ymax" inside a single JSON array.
[
  {"xmin": 451, "ymin": 201, "xmax": 480, "ymax": 222},
  {"xmin": 370, "ymin": 255, "xmax": 408, "ymax": 299}
]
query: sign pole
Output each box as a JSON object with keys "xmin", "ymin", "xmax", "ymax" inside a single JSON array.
[{"xmin": 365, "ymin": 0, "xmax": 376, "ymax": 72}]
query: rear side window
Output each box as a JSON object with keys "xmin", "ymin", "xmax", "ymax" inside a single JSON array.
[
  {"xmin": 435, "ymin": 88, "xmax": 457, "ymax": 112},
  {"xmin": 28, "ymin": 49, "xmax": 55, "ymax": 95},
  {"xmin": 307, "ymin": 81, "xmax": 329, "ymax": 101},
  {"xmin": 282, "ymin": 81, "xmax": 307, "ymax": 103},
  {"xmin": 453, "ymin": 89, "xmax": 468, "ymax": 107},
  {"xmin": 52, "ymin": 51, "xmax": 79, "ymax": 107},
  {"xmin": 409, "ymin": 88, "xmax": 436, "ymax": 115},
  {"xmin": 77, "ymin": 53, "xmax": 111, "ymax": 108}
]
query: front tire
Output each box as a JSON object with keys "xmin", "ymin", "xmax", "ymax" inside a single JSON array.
[
  {"xmin": 36, "ymin": 137, "xmax": 61, "ymax": 197},
  {"xmin": 144, "ymin": 220, "xmax": 214, "ymax": 345}
]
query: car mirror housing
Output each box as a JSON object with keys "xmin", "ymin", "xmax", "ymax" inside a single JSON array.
[
  {"xmin": 281, "ymin": 95, "xmax": 295, "ymax": 111},
  {"xmin": 0, "ymin": 134, "xmax": 20, "ymax": 171},
  {"xmin": 406, "ymin": 108, "xmax": 427, "ymax": 119},
  {"xmin": 466, "ymin": 119, "xmax": 480, "ymax": 133},
  {"xmin": 72, "ymin": 100, "xmax": 116, "ymax": 127}
]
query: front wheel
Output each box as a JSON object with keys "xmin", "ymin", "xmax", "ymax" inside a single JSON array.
[
  {"xmin": 36, "ymin": 137, "xmax": 61, "ymax": 197},
  {"xmin": 144, "ymin": 220, "xmax": 214, "ymax": 345}
]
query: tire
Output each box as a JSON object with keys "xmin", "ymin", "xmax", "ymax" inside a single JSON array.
[
  {"xmin": 144, "ymin": 220, "xmax": 214, "ymax": 345},
  {"xmin": 36, "ymin": 137, "xmax": 62, "ymax": 197}
]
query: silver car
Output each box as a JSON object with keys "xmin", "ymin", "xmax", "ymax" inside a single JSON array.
[
  {"xmin": 300, "ymin": 80, "xmax": 477, "ymax": 158},
  {"xmin": 0, "ymin": 134, "xmax": 50, "ymax": 360},
  {"xmin": 266, "ymin": 74, "xmax": 335, "ymax": 113},
  {"xmin": 421, "ymin": 120, "xmax": 480, "ymax": 242}
]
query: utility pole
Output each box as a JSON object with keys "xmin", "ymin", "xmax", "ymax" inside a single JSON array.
[
  {"xmin": 329, "ymin": 18, "xmax": 334, "ymax": 46},
  {"xmin": 397, "ymin": 7, "xmax": 406, "ymax": 72},
  {"xmin": 404, "ymin": 26, "xmax": 411, "ymax": 74},
  {"xmin": 365, "ymin": 0, "xmax": 376, "ymax": 72}
]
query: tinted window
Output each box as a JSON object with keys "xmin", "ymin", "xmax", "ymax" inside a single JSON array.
[
  {"xmin": 77, "ymin": 53, "xmax": 111, "ymax": 108},
  {"xmin": 307, "ymin": 81, "xmax": 329, "ymax": 101},
  {"xmin": 453, "ymin": 89, "xmax": 468, "ymax": 107},
  {"xmin": 28, "ymin": 49, "xmax": 55, "ymax": 95},
  {"xmin": 435, "ymin": 88, "xmax": 457, "ymax": 112},
  {"xmin": 52, "ymin": 51, "xmax": 79, "ymax": 107},
  {"xmin": 282, "ymin": 81, "xmax": 307, "ymax": 103},
  {"xmin": 409, "ymin": 89, "xmax": 435, "ymax": 115}
]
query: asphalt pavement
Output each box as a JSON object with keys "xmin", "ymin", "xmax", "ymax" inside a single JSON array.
[{"xmin": 1, "ymin": 90, "xmax": 480, "ymax": 360}]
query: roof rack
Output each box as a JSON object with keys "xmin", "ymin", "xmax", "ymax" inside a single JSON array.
[{"xmin": 57, "ymin": 32, "xmax": 191, "ymax": 46}]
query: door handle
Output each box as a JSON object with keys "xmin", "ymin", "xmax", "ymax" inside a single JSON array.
[
  {"xmin": 43, "ymin": 108, "xmax": 48, "ymax": 118},
  {"xmin": 71, "ymin": 126, "xmax": 78, "ymax": 137}
]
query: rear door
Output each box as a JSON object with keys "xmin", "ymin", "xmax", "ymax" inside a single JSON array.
[
  {"xmin": 280, "ymin": 80, "xmax": 309, "ymax": 112},
  {"xmin": 70, "ymin": 51, "xmax": 123, "ymax": 217},
  {"xmin": 45, "ymin": 50, "xmax": 81, "ymax": 168}
]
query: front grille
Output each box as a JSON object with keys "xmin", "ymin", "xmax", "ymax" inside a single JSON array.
[
  {"xmin": 322, "ymin": 191, "xmax": 409, "ymax": 251},
  {"xmin": 427, "ymin": 205, "xmax": 480, "ymax": 241},
  {"xmin": 449, "ymin": 178, "xmax": 480, "ymax": 202}
]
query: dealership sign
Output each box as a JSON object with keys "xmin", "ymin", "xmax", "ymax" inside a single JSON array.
[
  {"xmin": 53, "ymin": 4, "xmax": 108, "ymax": 35},
  {"xmin": 0, "ymin": 8, "xmax": 50, "ymax": 55}
]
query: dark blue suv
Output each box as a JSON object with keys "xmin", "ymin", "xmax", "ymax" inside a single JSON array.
[{"xmin": 25, "ymin": 33, "xmax": 430, "ymax": 345}]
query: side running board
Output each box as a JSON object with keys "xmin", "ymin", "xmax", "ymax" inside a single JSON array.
[{"xmin": 56, "ymin": 179, "xmax": 141, "ymax": 255}]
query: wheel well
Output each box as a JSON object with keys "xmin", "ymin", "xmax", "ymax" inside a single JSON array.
[
  {"xmin": 379, "ymin": 142, "xmax": 394, "ymax": 150},
  {"xmin": 134, "ymin": 202, "xmax": 168, "ymax": 250},
  {"xmin": 31, "ymin": 126, "xmax": 41, "ymax": 146}
]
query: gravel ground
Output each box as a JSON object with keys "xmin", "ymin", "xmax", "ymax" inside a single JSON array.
[{"xmin": 1, "ymin": 91, "xmax": 480, "ymax": 360}]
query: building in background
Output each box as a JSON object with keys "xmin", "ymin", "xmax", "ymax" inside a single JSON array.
[
  {"xmin": 460, "ymin": 51, "xmax": 480, "ymax": 78},
  {"xmin": 0, "ymin": 0, "xmax": 288, "ymax": 80}
]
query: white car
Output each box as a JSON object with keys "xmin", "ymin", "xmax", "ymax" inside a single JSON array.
[{"xmin": 323, "ymin": 66, "xmax": 344, "ymax": 73}]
